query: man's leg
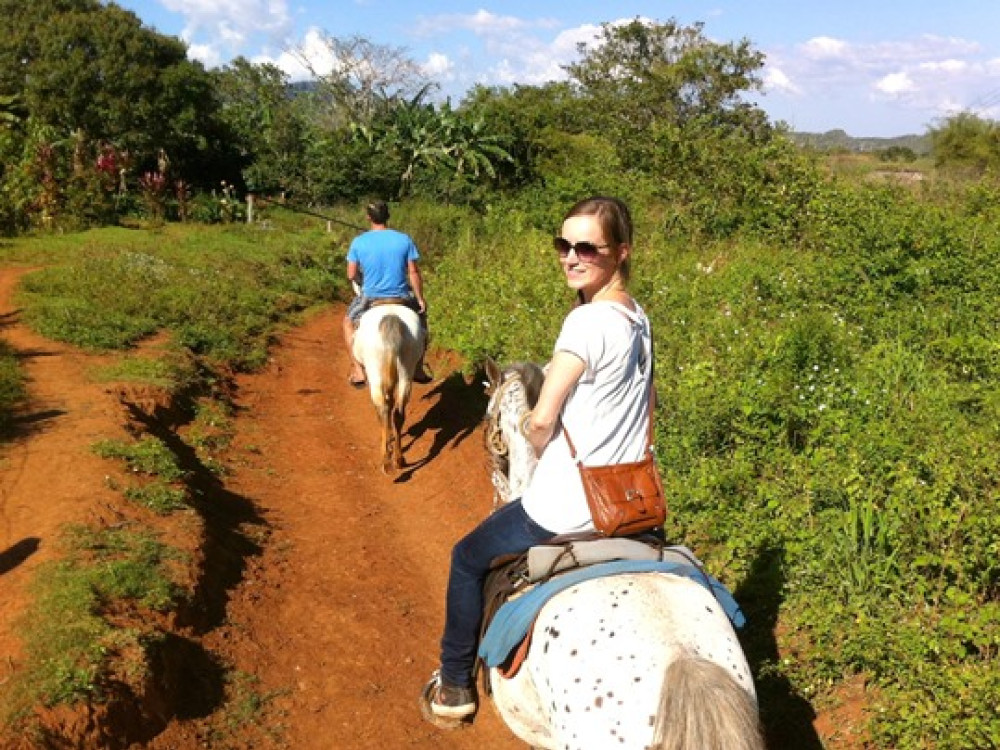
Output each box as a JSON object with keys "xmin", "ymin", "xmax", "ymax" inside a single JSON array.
[
  {"xmin": 342, "ymin": 312, "xmax": 365, "ymax": 385},
  {"xmin": 413, "ymin": 308, "xmax": 433, "ymax": 384}
]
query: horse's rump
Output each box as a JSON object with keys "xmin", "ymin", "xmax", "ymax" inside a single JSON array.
[{"xmin": 489, "ymin": 572, "xmax": 757, "ymax": 750}]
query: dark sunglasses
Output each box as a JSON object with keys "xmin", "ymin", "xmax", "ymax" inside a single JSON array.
[{"xmin": 553, "ymin": 236, "xmax": 610, "ymax": 262}]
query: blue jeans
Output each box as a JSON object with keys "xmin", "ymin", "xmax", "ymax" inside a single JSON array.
[{"xmin": 440, "ymin": 500, "xmax": 553, "ymax": 687}]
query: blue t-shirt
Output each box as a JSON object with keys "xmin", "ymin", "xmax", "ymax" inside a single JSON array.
[{"xmin": 346, "ymin": 228, "xmax": 419, "ymax": 298}]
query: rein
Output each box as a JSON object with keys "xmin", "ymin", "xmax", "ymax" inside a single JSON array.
[{"xmin": 484, "ymin": 373, "xmax": 525, "ymax": 508}]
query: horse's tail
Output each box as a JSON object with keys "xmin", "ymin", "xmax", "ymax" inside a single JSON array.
[
  {"xmin": 653, "ymin": 654, "xmax": 764, "ymax": 750},
  {"xmin": 378, "ymin": 314, "xmax": 405, "ymax": 411}
]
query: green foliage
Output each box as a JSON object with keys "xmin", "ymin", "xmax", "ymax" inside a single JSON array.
[
  {"xmin": 0, "ymin": 338, "xmax": 25, "ymax": 431},
  {"xmin": 930, "ymin": 112, "xmax": 1000, "ymax": 175},
  {"xmin": 11, "ymin": 223, "xmax": 340, "ymax": 369},
  {"xmin": 123, "ymin": 481, "xmax": 188, "ymax": 515},
  {"xmin": 430, "ymin": 174, "xmax": 1000, "ymax": 744},
  {"xmin": 1, "ymin": 524, "xmax": 182, "ymax": 718},
  {"xmin": 93, "ymin": 436, "xmax": 185, "ymax": 481},
  {"xmin": 213, "ymin": 58, "xmax": 309, "ymax": 195},
  {"xmin": 0, "ymin": 1, "xmax": 234, "ymax": 188},
  {"xmin": 566, "ymin": 18, "xmax": 769, "ymax": 172},
  {"xmin": 91, "ymin": 350, "xmax": 197, "ymax": 393}
]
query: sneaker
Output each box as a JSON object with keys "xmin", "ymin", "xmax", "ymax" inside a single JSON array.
[{"xmin": 429, "ymin": 675, "xmax": 476, "ymax": 719}]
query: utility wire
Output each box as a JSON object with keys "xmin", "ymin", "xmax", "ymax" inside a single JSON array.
[{"xmin": 251, "ymin": 194, "xmax": 367, "ymax": 231}]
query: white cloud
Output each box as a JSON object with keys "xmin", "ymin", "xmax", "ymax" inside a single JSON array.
[
  {"xmin": 762, "ymin": 31, "xmax": 997, "ymax": 128},
  {"xmin": 186, "ymin": 42, "xmax": 222, "ymax": 68},
  {"xmin": 801, "ymin": 36, "xmax": 849, "ymax": 60},
  {"xmin": 918, "ymin": 59, "xmax": 967, "ymax": 74},
  {"xmin": 412, "ymin": 10, "xmax": 555, "ymax": 38},
  {"xmin": 763, "ymin": 66, "xmax": 801, "ymax": 96},
  {"xmin": 162, "ymin": 0, "xmax": 294, "ymax": 64},
  {"xmin": 422, "ymin": 52, "xmax": 454, "ymax": 80},
  {"xmin": 876, "ymin": 72, "xmax": 916, "ymax": 96},
  {"xmin": 262, "ymin": 27, "xmax": 333, "ymax": 80}
]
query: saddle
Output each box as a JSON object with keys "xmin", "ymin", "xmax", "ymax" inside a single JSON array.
[
  {"xmin": 369, "ymin": 297, "xmax": 413, "ymax": 308},
  {"xmin": 475, "ymin": 533, "xmax": 679, "ymax": 696}
]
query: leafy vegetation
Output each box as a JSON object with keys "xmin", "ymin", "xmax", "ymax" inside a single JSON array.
[
  {"xmin": 0, "ymin": 525, "xmax": 184, "ymax": 719},
  {"xmin": 429, "ymin": 175, "xmax": 1000, "ymax": 747},
  {"xmin": 11, "ymin": 222, "xmax": 343, "ymax": 369},
  {"xmin": 0, "ymin": 338, "xmax": 25, "ymax": 431}
]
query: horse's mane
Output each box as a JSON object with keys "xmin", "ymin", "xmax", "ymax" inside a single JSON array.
[{"xmin": 503, "ymin": 361, "xmax": 545, "ymax": 408}]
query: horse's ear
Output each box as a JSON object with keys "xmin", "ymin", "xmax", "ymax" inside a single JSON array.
[{"xmin": 484, "ymin": 357, "xmax": 502, "ymax": 390}]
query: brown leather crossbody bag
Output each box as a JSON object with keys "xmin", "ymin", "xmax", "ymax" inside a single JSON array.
[{"xmin": 563, "ymin": 347, "xmax": 667, "ymax": 538}]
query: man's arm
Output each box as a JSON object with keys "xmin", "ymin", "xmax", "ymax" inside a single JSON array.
[
  {"xmin": 407, "ymin": 260, "xmax": 426, "ymax": 313},
  {"xmin": 347, "ymin": 259, "xmax": 362, "ymax": 295}
]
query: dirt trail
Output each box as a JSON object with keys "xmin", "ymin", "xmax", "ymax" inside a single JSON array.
[
  {"xmin": 146, "ymin": 307, "xmax": 522, "ymax": 749},
  {"xmin": 0, "ymin": 265, "xmax": 522, "ymax": 749}
]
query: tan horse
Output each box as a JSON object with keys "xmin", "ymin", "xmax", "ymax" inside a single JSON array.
[{"xmin": 352, "ymin": 305, "xmax": 425, "ymax": 473}]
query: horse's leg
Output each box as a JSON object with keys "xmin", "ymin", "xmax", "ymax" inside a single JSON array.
[
  {"xmin": 392, "ymin": 402, "xmax": 405, "ymax": 470},
  {"xmin": 380, "ymin": 403, "xmax": 394, "ymax": 475}
]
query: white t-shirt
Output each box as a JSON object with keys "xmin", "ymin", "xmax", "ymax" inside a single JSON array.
[{"xmin": 521, "ymin": 301, "xmax": 653, "ymax": 534}]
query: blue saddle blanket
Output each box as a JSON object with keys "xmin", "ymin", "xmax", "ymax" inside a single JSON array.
[{"xmin": 478, "ymin": 559, "xmax": 745, "ymax": 668}]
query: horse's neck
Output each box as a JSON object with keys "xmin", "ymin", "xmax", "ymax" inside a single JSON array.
[{"xmin": 500, "ymin": 382, "xmax": 537, "ymax": 500}]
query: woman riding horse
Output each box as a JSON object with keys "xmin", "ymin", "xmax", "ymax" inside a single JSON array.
[{"xmin": 426, "ymin": 196, "xmax": 655, "ymax": 720}]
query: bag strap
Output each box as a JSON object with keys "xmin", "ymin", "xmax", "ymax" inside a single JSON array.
[{"xmin": 563, "ymin": 323, "xmax": 655, "ymax": 461}]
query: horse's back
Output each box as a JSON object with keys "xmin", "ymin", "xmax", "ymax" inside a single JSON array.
[
  {"xmin": 353, "ymin": 305, "xmax": 424, "ymax": 372},
  {"xmin": 490, "ymin": 572, "xmax": 754, "ymax": 750},
  {"xmin": 355, "ymin": 304, "xmax": 422, "ymax": 342}
]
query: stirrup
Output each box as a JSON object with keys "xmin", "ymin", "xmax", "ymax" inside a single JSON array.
[{"xmin": 418, "ymin": 670, "xmax": 471, "ymax": 730}]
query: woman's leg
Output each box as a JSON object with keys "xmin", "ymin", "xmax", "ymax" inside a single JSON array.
[{"xmin": 439, "ymin": 500, "xmax": 551, "ymax": 687}]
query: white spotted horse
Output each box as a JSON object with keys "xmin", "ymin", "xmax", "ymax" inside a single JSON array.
[
  {"xmin": 447, "ymin": 359, "xmax": 764, "ymax": 750},
  {"xmin": 351, "ymin": 302, "xmax": 425, "ymax": 474}
]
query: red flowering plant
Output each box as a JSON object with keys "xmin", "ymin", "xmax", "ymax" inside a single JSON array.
[{"xmin": 138, "ymin": 170, "xmax": 168, "ymax": 224}]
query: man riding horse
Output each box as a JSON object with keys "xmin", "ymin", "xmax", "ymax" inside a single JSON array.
[{"xmin": 342, "ymin": 200, "xmax": 432, "ymax": 387}]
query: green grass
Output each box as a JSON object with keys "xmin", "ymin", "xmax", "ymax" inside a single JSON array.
[
  {"xmin": 0, "ymin": 526, "xmax": 184, "ymax": 722},
  {"xmin": 123, "ymin": 481, "xmax": 189, "ymax": 514},
  {"xmin": 5, "ymin": 221, "xmax": 345, "ymax": 371},
  {"xmin": 93, "ymin": 436, "xmax": 185, "ymax": 482},
  {"xmin": 0, "ymin": 339, "xmax": 25, "ymax": 431},
  {"xmin": 427, "ymin": 184, "xmax": 1000, "ymax": 746},
  {"xmin": 2, "ymin": 183, "xmax": 998, "ymax": 745},
  {"xmin": 90, "ymin": 349, "xmax": 198, "ymax": 392}
]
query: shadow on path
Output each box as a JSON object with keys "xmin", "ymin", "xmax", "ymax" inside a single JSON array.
[
  {"xmin": 396, "ymin": 370, "xmax": 489, "ymax": 482},
  {"xmin": 0, "ymin": 537, "xmax": 40, "ymax": 576},
  {"xmin": 736, "ymin": 546, "xmax": 823, "ymax": 750}
]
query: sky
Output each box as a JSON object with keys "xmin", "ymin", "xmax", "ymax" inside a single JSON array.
[{"xmin": 113, "ymin": 0, "xmax": 1000, "ymax": 138}]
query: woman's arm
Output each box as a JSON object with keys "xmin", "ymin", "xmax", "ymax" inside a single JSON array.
[{"xmin": 521, "ymin": 350, "xmax": 585, "ymax": 456}]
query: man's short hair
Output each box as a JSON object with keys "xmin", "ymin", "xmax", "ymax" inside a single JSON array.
[{"xmin": 366, "ymin": 200, "xmax": 390, "ymax": 224}]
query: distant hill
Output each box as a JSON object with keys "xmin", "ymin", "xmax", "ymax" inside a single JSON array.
[{"xmin": 787, "ymin": 129, "xmax": 931, "ymax": 155}]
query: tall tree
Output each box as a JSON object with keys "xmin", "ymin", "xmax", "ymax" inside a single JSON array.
[
  {"xmin": 929, "ymin": 112, "xmax": 1000, "ymax": 174},
  {"xmin": 0, "ymin": 0, "xmax": 235, "ymax": 186},
  {"xmin": 292, "ymin": 33, "xmax": 434, "ymax": 129},
  {"xmin": 214, "ymin": 58, "xmax": 309, "ymax": 193},
  {"xmin": 565, "ymin": 18, "xmax": 769, "ymax": 169}
]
